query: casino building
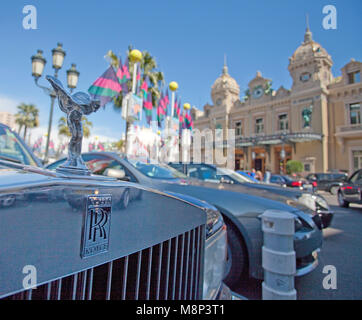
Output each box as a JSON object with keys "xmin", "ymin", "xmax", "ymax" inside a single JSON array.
[{"xmin": 191, "ymin": 26, "xmax": 362, "ymax": 175}]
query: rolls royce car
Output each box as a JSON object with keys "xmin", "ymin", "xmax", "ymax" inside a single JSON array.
[
  {"xmin": 169, "ymin": 162, "xmax": 333, "ymax": 229},
  {"xmin": 337, "ymin": 169, "xmax": 362, "ymax": 208},
  {"xmin": 0, "ymin": 124, "xmax": 235, "ymax": 300},
  {"xmin": 47, "ymin": 153, "xmax": 323, "ymax": 289}
]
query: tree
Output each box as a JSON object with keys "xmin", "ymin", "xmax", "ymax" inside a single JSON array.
[
  {"xmin": 15, "ymin": 103, "xmax": 39, "ymax": 139},
  {"xmin": 111, "ymin": 139, "xmax": 125, "ymax": 152},
  {"xmin": 286, "ymin": 160, "xmax": 304, "ymax": 175},
  {"xmin": 58, "ymin": 116, "xmax": 92, "ymax": 138},
  {"xmin": 105, "ymin": 46, "xmax": 165, "ymax": 111}
]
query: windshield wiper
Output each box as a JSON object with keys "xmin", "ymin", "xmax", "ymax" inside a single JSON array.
[{"xmin": 0, "ymin": 155, "xmax": 22, "ymax": 164}]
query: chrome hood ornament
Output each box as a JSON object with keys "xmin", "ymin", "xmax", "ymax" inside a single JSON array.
[{"xmin": 46, "ymin": 75, "xmax": 100, "ymax": 175}]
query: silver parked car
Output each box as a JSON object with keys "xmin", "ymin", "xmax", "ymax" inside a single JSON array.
[{"xmin": 48, "ymin": 153, "xmax": 323, "ymax": 288}]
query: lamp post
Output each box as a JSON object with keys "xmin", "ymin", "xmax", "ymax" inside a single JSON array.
[
  {"xmin": 124, "ymin": 49, "xmax": 143, "ymax": 153},
  {"xmin": 31, "ymin": 43, "xmax": 79, "ymax": 163},
  {"xmin": 181, "ymin": 103, "xmax": 191, "ymax": 163},
  {"xmin": 169, "ymin": 81, "xmax": 178, "ymax": 118},
  {"xmin": 280, "ymin": 145, "xmax": 286, "ymax": 174}
]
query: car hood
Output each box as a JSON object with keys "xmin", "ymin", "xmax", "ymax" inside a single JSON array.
[
  {"xmin": 0, "ymin": 163, "xmax": 57, "ymax": 189},
  {"xmin": 145, "ymin": 177, "xmax": 312, "ymax": 221},
  {"xmin": 155, "ymin": 177, "xmax": 313, "ymax": 214}
]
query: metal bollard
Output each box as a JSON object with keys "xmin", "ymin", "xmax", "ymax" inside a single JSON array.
[{"xmin": 261, "ymin": 210, "xmax": 297, "ymax": 300}]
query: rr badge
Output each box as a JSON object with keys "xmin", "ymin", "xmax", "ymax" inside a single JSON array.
[{"xmin": 81, "ymin": 194, "xmax": 112, "ymax": 258}]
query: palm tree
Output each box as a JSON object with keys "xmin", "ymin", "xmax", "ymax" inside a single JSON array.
[
  {"xmin": 15, "ymin": 104, "xmax": 39, "ymax": 139},
  {"xmin": 105, "ymin": 47, "xmax": 165, "ymax": 149},
  {"xmin": 58, "ymin": 116, "xmax": 92, "ymax": 138},
  {"xmin": 112, "ymin": 139, "xmax": 125, "ymax": 152},
  {"xmin": 105, "ymin": 46, "xmax": 165, "ymax": 111}
]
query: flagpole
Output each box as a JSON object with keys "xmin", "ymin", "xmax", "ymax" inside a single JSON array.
[{"xmin": 132, "ymin": 63, "xmax": 138, "ymax": 94}]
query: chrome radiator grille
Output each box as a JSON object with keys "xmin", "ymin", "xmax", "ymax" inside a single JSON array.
[{"xmin": 3, "ymin": 226, "xmax": 205, "ymax": 300}]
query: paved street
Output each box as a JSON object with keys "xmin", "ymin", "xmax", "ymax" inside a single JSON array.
[{"xmin": 234, "ymin": 191, "xmax": 362, "ymax": 300}]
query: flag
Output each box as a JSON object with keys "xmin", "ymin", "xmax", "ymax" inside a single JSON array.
[
  {"xmin": 136, "ymin": 68, "xmax": 141, "ymax": 92},
  {"xmin": 88, "ymin": 66, "xmax": 122, "ymax": 107},
  {"xmin": 173, "ymin": 96, "xmax": 179, "ymax": 118},
  {"xmin": 164, "ymin": 89, "xmax": 170, "ymax": 106},
  {"xmin": 120, "ymin": 57, "xmax": 130, "ymax": 94},
  {"xmin": 98, "ymin": 142, "xmax": 105, "ymax": 151},
  {"xmin": 140, "ymin": 76, "xmax": 149, "ymax": 100},
  {"xmin": 163, "ymin": 89, "xmax": 170, "ymax": 115},
  {"xmin": 184, "ymin": 111, "xmax": 193, "ymax": 130},
  {"xmin": 157, "ymin": 93, "xmax": 166, "ymax": 127},
  {"xmin": 121, "ymin": 57, "xmax": 130, "ymax": 83},
  {"xmin": 143, "ymin": 92, "xmax": 153, "ymax": 125},
  {"xmin": 116, "ymin": 57, "xmax": 123, "ymax": 84}
]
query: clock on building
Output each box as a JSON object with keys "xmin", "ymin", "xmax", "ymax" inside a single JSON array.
[
  {"xmin": 300, "ymin": 72, "xmax": 311, "ymax": 82},
  {"xmin": 252, "ymin": 86, "xmax": 264, "ymax": 99}
]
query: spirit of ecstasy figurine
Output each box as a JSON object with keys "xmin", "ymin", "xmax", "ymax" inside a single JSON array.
[{"xmin": 46, "ymin": 75, "xmax": 100, "ymax": 175}]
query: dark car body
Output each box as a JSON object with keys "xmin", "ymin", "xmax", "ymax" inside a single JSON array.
[
  {"xmin": 169, "ymin": 163, "xmax": 333, "ymax": 229},
  {"xmin": 48, "ymin": 153, "xmax": 323, "ymax": 284},
  {"xmin": 337, "ymin": 169, "xmax": 362, "ymax": 208},
  {"xmin": 270, "ymin": 174, "xmax": 313, "ymax": 191},
  {"xmin": 306, "ymin": 172, "xmax": 348, "ymax": 194}
]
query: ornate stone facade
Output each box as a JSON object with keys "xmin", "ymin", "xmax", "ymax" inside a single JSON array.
[{"xmin": 192, "ymin": 27, "xmax": 362, "ymax": 175}]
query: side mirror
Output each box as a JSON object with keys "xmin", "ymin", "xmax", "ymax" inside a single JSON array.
[{"xmin": 105, "ymin": 168, "xmax": 130, "ymax": 181}]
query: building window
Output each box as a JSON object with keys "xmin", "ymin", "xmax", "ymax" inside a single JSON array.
[
  {"xmin": 348, "ymin": 71, "xmax": 360, "ymax": 84},
  {"xmin": 349, "ymin": 103, "xmax": 361, "ymax": 125},
  {"xmin": 352, "ymin": 150, "xmax": 362, "ymax": 171},
  {"xmin": 255, "ymin": 118, "xmax": 264, "ymax": 134},
  {"xmin": 235, "ymin": 121, "xmax": 242, "ymax": 136},
  {"xmin": 278, "ymin": 114, "xmax": 289, "ymax": 131}
]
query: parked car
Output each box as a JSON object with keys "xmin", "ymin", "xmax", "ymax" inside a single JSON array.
[
  {"xmin": 169, "ymin": 163, "xmax": 333, "ymax": 229},
  {"xmin": 337, "ymin": 169, "xmax": 362, "ymax": 208},
  {"xmin": 0, "ymin": 128, "xmax": 235, "ymax": 300},
  {"xmin": 306, "ymin": 172, "xmax": 348, "ymax": 195},
  {"xmin": 236, "ymin": 170, "xmax": 260, "ymax": 183},
  {"xmin": 270, "ymin": 174, "xmax": 313, "ymax": 191},
  {"xmin": 48, "ymin": 153, "xmax": 323, "ymax": 289},
  {"xmin": 0, "ymin": 123, "xmax": 42, "ymax": 167}
]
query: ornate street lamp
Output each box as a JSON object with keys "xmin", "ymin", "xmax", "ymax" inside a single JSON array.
[
  {"xmin": 66, "ymin": 64, "xmax": 80, "ymax": 93},
  {"xmin": 51, "ymin": 43, "xmax": 66, "ymax": 73},
  {"xmin": 31, "ymin": 50, "xmax": 46, "ymax": 79},
  {"xmin": 31, "ymin": 43, "xmax": 78, "ymax": 163}
]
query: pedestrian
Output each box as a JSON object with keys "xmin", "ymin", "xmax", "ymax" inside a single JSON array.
[
  {"xmin": 264, "ymin": 167, "xmax": 271, "ymax": 183},
  {"xmin": 250, "ymin": 168, "xmax": 256, "ymax": 178},
  {"xmin": 256, "ymin": 170, "xmax": 263, "ymax": 181}
]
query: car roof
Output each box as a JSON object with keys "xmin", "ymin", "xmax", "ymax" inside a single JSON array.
[{"xmin": 0, "ymin": 122, "xmax": 43, "ymax": 167}]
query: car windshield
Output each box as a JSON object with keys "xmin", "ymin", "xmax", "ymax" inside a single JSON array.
[
  {"xmin": 0, "ymin": 126, "xmax": 36, "ymax": 166},
  {"xmin": 126, "ymin": 159, "xmax": 187, "ymax": 179},
  {"xmin": 217, "ymin": 168, "xmax": 253, "ymax": 183}
]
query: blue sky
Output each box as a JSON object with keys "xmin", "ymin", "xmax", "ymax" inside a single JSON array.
[{"xmin": 0, "ymin": 0, "xmax": 361, "ymax": 144}]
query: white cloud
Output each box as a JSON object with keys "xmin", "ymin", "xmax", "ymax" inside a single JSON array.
[
  {"xmin": 27, "ymin": 125, "xmax": 119, "ymax": 148},
  {"xmin": 0, "ymin": 94, "xmax": 21, "ymax": 113}
]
